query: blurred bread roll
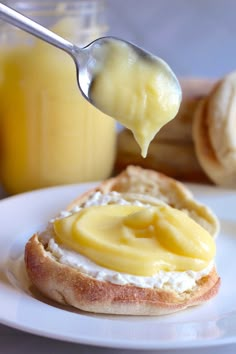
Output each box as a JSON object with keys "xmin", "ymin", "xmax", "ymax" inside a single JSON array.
[
  {"xmin": 157, "ymin": 78, "xmax": 215, "ymax": 143},
  {"xmin": 115, "ymin": 78, "xmax": 215, "ymax": 182},
  {"xmin": 116, "ymin": 129, "xmax": 206, "ymax": 182},
  {"xmin": 193, "ymin": 72, "xmax": 236, "ymax": 187}
]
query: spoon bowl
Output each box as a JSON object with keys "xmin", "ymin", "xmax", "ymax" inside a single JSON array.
[{"xmin": 74, "ymin": 36, "xmax": 161, "ymax": 101}]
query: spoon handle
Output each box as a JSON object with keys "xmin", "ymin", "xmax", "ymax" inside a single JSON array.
[{"xmin": 0, "ymin": 3, "xmax": 77, "ymax": 56}]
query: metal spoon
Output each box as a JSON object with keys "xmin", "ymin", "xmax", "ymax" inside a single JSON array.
[{"xmin": 0, "ymin": 3, "xmax": 179, "ymax": 113}]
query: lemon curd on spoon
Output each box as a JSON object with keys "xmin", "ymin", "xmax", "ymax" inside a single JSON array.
[{"xmin": 90, "ymin": 40, "xmax": 182, "ymax": 157}]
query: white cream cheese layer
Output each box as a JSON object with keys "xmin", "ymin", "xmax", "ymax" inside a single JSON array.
[{"xmin": 45, "ymin": 191, "xmax": 214, "ymax": 294}]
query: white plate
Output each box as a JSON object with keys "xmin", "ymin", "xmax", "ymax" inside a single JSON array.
[{"xmin": 0, "ymin": 183, "xmax": 235, "ymax": 350}]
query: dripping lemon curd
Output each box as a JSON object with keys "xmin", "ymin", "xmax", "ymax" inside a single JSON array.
[{"xmin": 90, "ymin": 40, "xmax": 182, "ymax": 157}]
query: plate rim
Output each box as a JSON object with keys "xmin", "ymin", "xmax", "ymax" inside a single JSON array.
[{"xmin": 0, "ymin": 182, "xmax": 235, "ymax": 350}]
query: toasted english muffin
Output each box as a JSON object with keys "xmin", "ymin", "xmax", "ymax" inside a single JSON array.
[
  {"xmin": 25, "ymin": 166, "xmax": 220, "ymax": 316},
  {"xmin": 68, "ymin": 166, "xmax": 219, "ymax": 238},
  {"xmin": 193, "ymin": 73, "xmax": 236, "ymax": 187}
]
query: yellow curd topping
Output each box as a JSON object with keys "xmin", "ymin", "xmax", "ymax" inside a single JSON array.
[
  {"xmin": 90, "ymin": 40, "xmax": 182, "ymax": 157},
  {"xmin": 53, "ymin": 204, "xmax": 215, "ymax": 276}
]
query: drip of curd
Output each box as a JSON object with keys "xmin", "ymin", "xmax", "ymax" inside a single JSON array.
[
  {"xmin": 53, "ymin": 203, "xmax": 215, "ymax": 276},
  {"xmin": 90, "ymin": 40, "xmax": 182, "ymax": 157}
]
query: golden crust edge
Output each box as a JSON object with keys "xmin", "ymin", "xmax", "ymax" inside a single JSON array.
[
  {"xmin": 24, "ymin": 234, "xmax": 220, "ymax": 316},
  {"xmin": 67, "ymin": 165, "xmax": 219, "ymax": 238}
]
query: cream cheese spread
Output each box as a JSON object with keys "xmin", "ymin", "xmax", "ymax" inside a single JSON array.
[
  {"xmin": 47, "ymin": 237, "xmax": 213, "ymax": 293},
  {"xmin": 45, "ymin": 191, "xmax": 214, "ymax": 293}
]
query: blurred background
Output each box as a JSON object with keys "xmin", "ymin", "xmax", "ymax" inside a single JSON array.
[
  {"xmin": 106, "ymin": 0, "xmax": 236, "ymax": 78},
  {"xmin": 1, "ymin": 0, "xmax": 235, "ymax": 195}
]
